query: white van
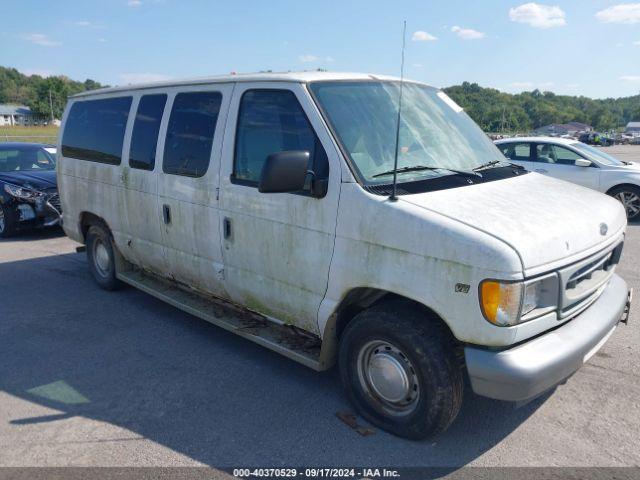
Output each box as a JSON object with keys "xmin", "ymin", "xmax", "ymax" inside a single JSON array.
[{"xmin": 57, "ymin": 72, "xmax": 632, "ymax": 439}]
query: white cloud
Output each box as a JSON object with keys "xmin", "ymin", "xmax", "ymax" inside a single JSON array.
[
  {"xmin": 127, "ymin": 0, "xmax": 142, "ymax": 6},
  {"xmin": 565, "ymin": 83, "xmax": 580, "ymax": 89},
  {"xmin": 509, "ymin": 3, "xmax": 566, "ymax": 28},
  {"xmin": 98, "ymin": 38, "xmax": 107, "ymax": 43},
  {"xmin": 451, "ymin": 26, "xmax": 485, "ymax": 40},
  {"xmin": 21, "ymin": 69, "xmax": 55, "ymax": 78},
  {"xmin": 507, "ymin": 81, "xmax": 555, "ymax": 91},
  {"xmin": 75, "ymin": 20, "xmax": 105, "ymax": 29},
  {"xmin": 509, "ymin": 81, "xmax": 535, "ymax": 89},
  {"xmin": 412, "ymin": 63, "xmax": 423, "ymax": 68},
  {"xmin": 119, "ymin": 73, "xmax": 171, "ymax": 84},
  {"xmin": 634, "ymin": 40, "xmax": 640, "ymax": 45},
  {"xmin": 21, "ymin": 33, "xmax": 62, "ymax": 47},
  {"xmin": 411, "ymin": 30, "xmax": 437, "ymax": 42},
  {"xmin": 596, "ymin": 4, "xmax": 640, "ymax": 24},
  {"xmin": 620, "ymin": 75, "xmax": 640, "ymax": 81},
  {"xmin": 298, "ymin": 54, "xmax": 334, "ymax": 63}
]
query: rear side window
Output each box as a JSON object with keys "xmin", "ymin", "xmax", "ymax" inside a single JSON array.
[
  {"xmin": 62, "ymin": 97, "xmax": 132, "ymax": 164},
  {"xmin": 129, "ymin": 94, "xmax": 167, "ymax": 170},
  {"xmin": 233, "ymin": 89, "xmax": 327, "ymax": 185},
  {"xmin": 163, "ymin": 91, "xmax": 222, "ymax": 177},
  {"xmin": 497, "ymin": 142, "xmax": 531, "ymax": 161}
]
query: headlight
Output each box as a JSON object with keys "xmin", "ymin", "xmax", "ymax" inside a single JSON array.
[
  {"xmin": 4, "ymin": 184, "xmax": 43, "ymax": 201},
  {"xmin": 480, "ymin": 274, "xmax": 559, "ymax": 327}
]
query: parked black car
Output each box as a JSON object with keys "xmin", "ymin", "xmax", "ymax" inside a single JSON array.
[
  {"xmin": 578, "ymin": 132, "xmax": 615, "ymax": 146},
  {"xmin": 0, "ymin": 143, "xmax": 61, "ymax": 237}
]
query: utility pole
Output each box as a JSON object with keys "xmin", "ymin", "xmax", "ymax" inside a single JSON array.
[{"xmin": 49, "ymin": 89, "xmax": 54, "ymax": 122}]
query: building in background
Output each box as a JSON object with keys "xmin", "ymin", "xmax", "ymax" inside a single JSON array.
[
  {"xmin": 0, "ymin": 105, "xmax": 47, "ymax": 127},
  {"xmin": 625, "ymin": 122, "xmax": 640, "ymax": 135},
  {"xmin": 533, "ymin": 122, "xmax": 593, "ymax": 137}
]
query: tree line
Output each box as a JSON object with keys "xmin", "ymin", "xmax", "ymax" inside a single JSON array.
[
  {"xmin": 444, "ymin": 81, "xmax": 640, "ymax": 133},
  {"xmin": 1, "ymin": 66, "xmax": 638, "ymax": 132},
  {"xmin": 0, "ymin": 66, "xmax": 104, "ymax": 121}
]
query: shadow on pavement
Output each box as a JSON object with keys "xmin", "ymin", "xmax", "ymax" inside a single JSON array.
[{"xmin": 0, "ymin": 253, "xmax": 547, "ymax": 467}]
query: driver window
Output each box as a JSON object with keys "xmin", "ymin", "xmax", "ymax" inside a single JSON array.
[
  {"xmin": 536, "ymin": 144, "xmax": 583, "ymax": 165},
  {"xmin": 233, "ymin": 89, "xmax": 328, "ymax": 186}
]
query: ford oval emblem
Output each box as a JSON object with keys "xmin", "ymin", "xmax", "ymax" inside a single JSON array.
[{"xmin": 600, "ymin": 223, "xmax": 608, "ymax": 236}]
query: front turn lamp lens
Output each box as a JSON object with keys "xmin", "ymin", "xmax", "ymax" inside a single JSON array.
[{"xmin": 480, "ymin": 280, "xmax": 523, "ymax": 327}]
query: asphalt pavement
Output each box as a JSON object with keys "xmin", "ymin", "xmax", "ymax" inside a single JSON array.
[{"xmin": 0, "ymin": 217, "xmax": 639, "ymax": 469}]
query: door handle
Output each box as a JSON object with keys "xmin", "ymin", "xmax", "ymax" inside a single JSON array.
[
  {"xmin": 223, "ymin": 217, "xmax": 232, "ymax": 240},
  {"xmin": 535, "ymin": 168, "xmax": 548, "ymax": 174},
  {"xmin": 162, "ymin": 204, "xmax": 171, "ymax": 224}
]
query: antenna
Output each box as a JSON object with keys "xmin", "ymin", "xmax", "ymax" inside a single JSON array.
[{"xmin": 390, "ymin": 20, "xmax": 407, "ymax": 202}]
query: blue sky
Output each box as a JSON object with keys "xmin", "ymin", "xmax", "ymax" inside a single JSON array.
[{"xmin": 2, "ymin": 0, "xmax": 640, "ymax": 98}]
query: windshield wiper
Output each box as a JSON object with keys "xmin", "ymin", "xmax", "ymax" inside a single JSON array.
[
  {"xmin": 372, "ymin": 164, "xmax": 480, "ymax": 179},
  {"xmin": 473, "ymin": 160, "xmax": 524, "ymax": 171}
]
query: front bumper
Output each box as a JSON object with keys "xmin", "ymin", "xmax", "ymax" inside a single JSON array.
[{"xmin": 465, "ymin": 274, "xmax": 629, "ymax": 402}]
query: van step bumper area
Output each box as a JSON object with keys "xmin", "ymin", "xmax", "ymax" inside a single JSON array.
[
  {"xmin": 117, "ymin": 270, "xmax": 323, "ymax": 370},
  {"xmin": 465, "ymin": 274, "xmax": 629, "ymax": 402}
]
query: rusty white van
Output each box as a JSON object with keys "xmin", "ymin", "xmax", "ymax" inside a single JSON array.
[{"xmin": 57, "ymin": 72, "xmax": 632, "ymax": 439}]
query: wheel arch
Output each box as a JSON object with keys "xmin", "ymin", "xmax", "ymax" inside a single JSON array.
[
  {"xmin": 605, "ymin": 183, "xmax": 640, "ymax": 195},
  {"xmin": 79, "ymin": 211, "xmax": 111, "ymax": 243},
  {"xmin": 318, "ymin": 287, "xmax": 457, "ymax": 370}
]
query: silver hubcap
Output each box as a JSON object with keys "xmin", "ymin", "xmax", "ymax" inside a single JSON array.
[
  {"xmin": 615, "ymin": 191, "xmax": 640, "ymax": 219},
  {"xmin": 93, "ymin": 239, "xmax": 111, "ymax": 277},
  {"xmin": 357, "ymin": 340, "xmax": 420, "ymax": 415}
]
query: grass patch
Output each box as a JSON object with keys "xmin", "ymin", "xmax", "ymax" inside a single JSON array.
[{"xmin": 0, "ymin": 125, "xmax": 59, "ymax": 144}]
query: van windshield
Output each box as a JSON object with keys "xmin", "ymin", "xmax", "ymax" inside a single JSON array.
[{"xmin": 309, "ymin": 81, "xmax": 506, "ymax": 184}]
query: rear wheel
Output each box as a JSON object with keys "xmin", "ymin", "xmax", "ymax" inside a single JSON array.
[
  {"xmin": 339, "ymin": 300, "xmax": 463, "ymax": 440},
  {"xmin": 86, "ymin": 225, "xmax": 122, "ymax": 290},
  {"xmin": 0, "ymin": 204, "xmax": 17, "ymax": 238},
  {"xmin": 608, "ymin": 185, "xmax": 640, "ymax": 220}
]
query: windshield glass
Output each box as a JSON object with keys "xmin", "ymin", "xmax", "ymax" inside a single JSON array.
[
  {"xmin": 309, "ymin": 81, "xmax": 506, "ymax": 184},
  {"xmin": 571, "ymin": 142, "xmax": 624, "ymax": 166},
  {"xmin": 0, "ymin": 147, "xmax": 56, "ymax": 172}
]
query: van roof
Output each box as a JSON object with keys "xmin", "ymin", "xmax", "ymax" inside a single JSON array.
[{"xmin": 70, "ymin": 71, "xmax": 427, "ymax": 98}]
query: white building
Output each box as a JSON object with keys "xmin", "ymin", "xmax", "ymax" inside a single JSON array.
[
  {"xmin": 625, "ymin": 122, "xmax": 640, "ymax": 135},
  {"xmin": 0, "ymin": 105, "xmax": 47, "ymax": 127}
]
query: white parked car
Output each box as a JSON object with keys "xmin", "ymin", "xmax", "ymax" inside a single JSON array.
[
  {"xmin": 495, "ymin": 137, "xmax": 640, "ymax": 220},
  {"xmin": 57, "ymin": 73, "xmax": 631, "ymax": 439}
]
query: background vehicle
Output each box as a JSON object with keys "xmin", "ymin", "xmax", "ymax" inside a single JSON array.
[
  {"xmin": 578, "ymin": 132, "xmax": 614, "ymax": 146},
  {"xmin": 0, "ymin": 142, "xmax": 61, "ymax": 237},
  {"xmin": 495, "ymin": 136, "xmax": 640, "ymax": 219},
  {"xmin": 58, "ymin": 73, "xmax": 630, "ymax": 440}
]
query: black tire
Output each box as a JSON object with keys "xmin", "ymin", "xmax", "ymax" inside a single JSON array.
[
  {"xmin": 0, "ymin": 203, "xmax": 17, "ymax": 238},
  {"xmin": 86, "ymin": 224, "xmax": 122, "ymax": 290},
  {"xmin": 339, "ymin": 300, "xmax": 463, "ymax": 440},
  {"xmin": 608, "ymin": 185, "xmax": 640, "ymax": 220}
]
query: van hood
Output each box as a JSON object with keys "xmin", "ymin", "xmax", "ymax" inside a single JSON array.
[{"xmin": 400, "ymin": 173, "xmax": 626, "ymax": 272}]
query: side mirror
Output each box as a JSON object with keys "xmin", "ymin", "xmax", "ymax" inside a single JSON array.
[
  {"xmin": 259, "ymin": 151, "xmax": 310, "ymax": 194},
  {"xmin": 575, "ymin": 158, "xmax": 592, "ymax": 167}
]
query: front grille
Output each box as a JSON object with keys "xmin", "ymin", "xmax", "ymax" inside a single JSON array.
[
  {"xmin": 558, "ymin": 241, "xmax": 623, "ymax": 318},
  {"xmin": 46, "ymin": 192, "xmax": 61, "ymax": 213}
]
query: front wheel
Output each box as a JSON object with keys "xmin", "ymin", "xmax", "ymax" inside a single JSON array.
[
  {"xmin": 608, "ymin": 186, "xmax": 640, "ymax": 220},
  {"xmin": 0, "ymin": 204, "xmax": 17, "ymax": 238},
  {"xmin": 339, "ymin": 300, "xmax": 463, "ymax": 440}
]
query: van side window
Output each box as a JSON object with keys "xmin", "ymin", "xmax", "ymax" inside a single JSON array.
[
  {"xmin": 129, "ymin": 94, "xmax": 167, "ymax": 170},
  {"xmin": 163, "ymin": 91, "xmax": 222, "ymax": 177},
  {"xmin": 233, "ymin": 89, "xmax": 328, "ymax": 186},
  {"xmin": 62, "ymin": 97, "xmax": 132, "ymax": 164}
]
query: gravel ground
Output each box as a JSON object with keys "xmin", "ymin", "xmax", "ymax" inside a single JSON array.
[{"xmin": 0, "ymin": 220, "xmax": 638, "ymax": 469}]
